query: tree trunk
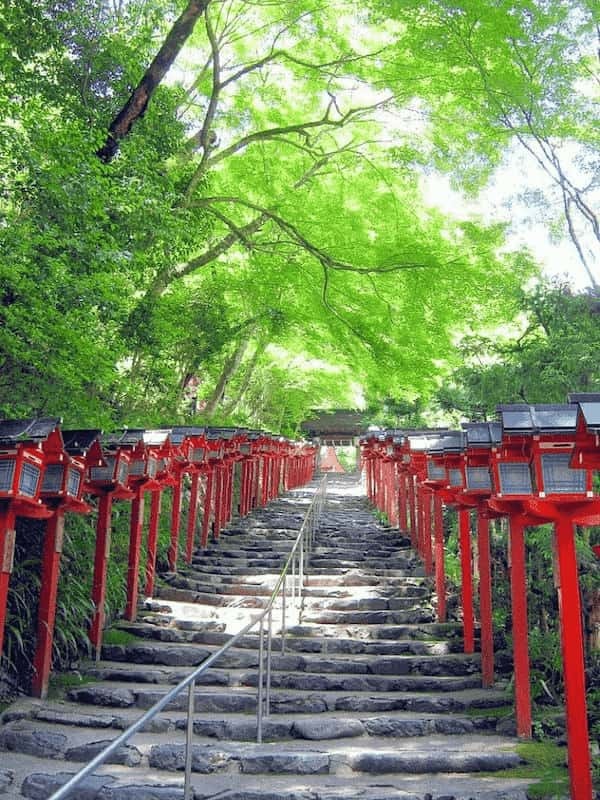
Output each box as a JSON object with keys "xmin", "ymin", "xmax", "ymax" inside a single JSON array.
[
  {"xmin": 203, "ymin": 335, "xmax": 252, "ymax": 417},
  {"xmin": 221, "ymin": 339, "xmax": 264, "ymax": 415},
  {"xmin": 97, "ymin": 0, "xmax": 209, "ymax": 162}
]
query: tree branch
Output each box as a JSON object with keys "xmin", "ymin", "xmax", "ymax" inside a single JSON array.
[{"xmin": 97, "ymin": 0, "xmax": 209, "ymax": 162}]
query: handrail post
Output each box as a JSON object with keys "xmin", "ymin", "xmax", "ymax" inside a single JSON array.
[
  {"xmin": 281, "ymin": 574, "xmax": 287, "ymax": 655},
  {"xmin": 184, "ymin": 679, "xmax": 195, "ymax": 800},
  {"xmin": 257, "ymin": 616, "xmax": 265, "ymax": 743},
  {"xmin": 266, "ymin": 608, "xmax": 272, "ymax": 717}
]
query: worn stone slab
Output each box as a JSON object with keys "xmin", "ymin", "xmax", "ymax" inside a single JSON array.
[
  {"xmin": 64, "ymin": 738, "xmax": 142, "ymax": 766},
  {"xmin": 349, "ymin": 750, "xmax": 522, "ymax": 773},
  {"xmin": 68, "ymin": 686, "xmax": 136, "ymax": 707},
  {"xmin": 240, "ymin": 751, "xmax": 330, "ymax": 775},
  {"xmin": 291, "ymin": 718, "xmax": 364, "ymax": 740},
  {"xmin": 0, "ymin": 725, "xmax": 67, "ymax": 758},
  {"xmin": 149, "ymin": 743, "xmax": 233, "ymax": 773},
  {"xmin": 21, "ymin": 772, "xmax": 115, "ymax": 800},
  {"xmin": 183, "ymin": 718, "xmax": 293, "ymax": 742},
  {"xmin": 102, "ymin": 643, "xmax": 212, "ymax": 667},
  {"xmin": 134, "ymin": 689, "xmax": 257, "ymax": 713},
  {"xmin": 35, "ymin": 708, "xmax": 116, "ymax": 728}
]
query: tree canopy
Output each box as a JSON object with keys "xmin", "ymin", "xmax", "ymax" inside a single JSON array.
[{"xmin": 1, "ymin": 0, "xmax": 597, "ymax": 431}]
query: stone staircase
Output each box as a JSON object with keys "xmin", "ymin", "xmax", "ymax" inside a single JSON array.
[{"xmin": 0, "ymin": 476, "xmax": 532, "ymax": 799}]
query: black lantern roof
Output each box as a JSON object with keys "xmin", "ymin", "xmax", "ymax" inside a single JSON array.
[
  {"xmin": 206, "ymin": 427, "xmax": 237, "ymax": 440},
  {"xmin": 0, "ymin": 417, "xmax": 61, "ymax": 446},
  {"xmin": 568, "ymin": 393, "xmax": 600, "ymax": 432},
  {"xmin": 169, "ymin": 426, "xmax": 206, "ymax": 445},
  {"xmin": 439, "ymin": 431, "xmax": 465, "ymax": 453},
  {"xmin": 462, "ymin": 422, "xmax": 502, "ymax": 448},
  {"xmin": 143, "ymin": 429, "xmax": 171, "ymax": 447},
  {"xmin": 497, "ymin": 404, "xmax": 578, "ymax": 435},
  {"xmin": 62, "ymin": 429, "xmax": 102, "ymax": 456},
  {"xmin": 103, "ymin": 429, "xmax": 145, "ymax": 449}
]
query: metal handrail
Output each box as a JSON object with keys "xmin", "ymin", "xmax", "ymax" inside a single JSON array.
[{"xmin": 48, "ymin": 474, "xmax": 327, "ymax": 800}]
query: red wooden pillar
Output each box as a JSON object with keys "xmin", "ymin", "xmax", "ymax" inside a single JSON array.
[
  {"xmin": 508, "ymin": 514, "xmax": 532, "ymax": 738},
  {"xmin": 247, "ymin": 460, "xmax": 255, "ymax": 511},
  {"xmin": 125, "ymin": 486, "xmax": 145, "ymax": 621},
  {"xmin": 90, "ymin": 492, "xmax": 113, "ymax": 654},
  {"xmin": 398, "ymin": 471, "xmax": 408, "ymax": 533},
  {"xmin": 477, "ymin": 511, "xmax": 494, "ymax": 687},
  {"xmin": 422, "ymin": 490, "xmax": 433, "ymax": 575},
  {"xmin": 458, "ymin": 508, "xmax": 475, "ymax": 654},
  {"xmin": 168, "ymin": 473, "xmax": 183, "ymax": 572},
  {"xmin": 415, "ymin": 486, "xmax": 423, "ymax": 558},
  {"xmin": 239, "ymin": 462, "xmax": 247, "ymax": 515},
  {"xmin": 554, "ymin": 515, "xmax": 592, "ymax": 800},
  {"xmin": 261, "ymin": 459, "xmax": 269, "ymax": 507},
  {"xmin": 376, "ymin": 461, "xmax": 385, "ymax": 512},
  {"xmin": 387, "ymin": 464, "xmax": 397, "ymax": 524},
  {"xmin": 407, "ymin": 475, "xmax": 417, "ymax": 548},
  {"xmin": 200, "ymin": 468, "xmax": 214, "ymax": 548},
  {"xmin": 434, "ymin": 493, "xmax": 446, "ymax": 622},
  {"xmin": 213, "ymin": 467, "xmax": 221, "ymax": 538},
  {"xmin": 0, "ymin": 506, "xmax": 16, "ymax": 658},
  {"xmin": 225, "ymin": 462, "xmax": 234, "ymax": 522},
  {"xmin": 145, "ymin": 489, "xmax": 162, "ymax": 595},
  {"xmin": 32, "ymin": 509, "xmax": 65, "ymax": 698},
  {"xmin": 185, "ymin": 472, "xmax": 200, "ymax": 564}
]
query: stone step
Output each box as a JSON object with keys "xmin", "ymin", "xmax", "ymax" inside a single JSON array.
[
  {"xmin": 66, "ymin": 683, "xmax": 507, "ymax": 715},
  {"xmin": 6, "ymin": 702, "xmax": 500, "ymax": 741},
  {"xmin": 84, "ymin": 660, "xmax": 483, "ymax": 693},
  {"xmin": 177, "ymin": 568, "xmax": 427, "ymax": 589},
  {"xmin": 300, "ymin": 608, "xmax": 436, "ymax": 625},
  {"xmin": 7, "ymin": 752, "xmax": 531, "ymax": 800},
  {"xmin": 308, "ymin": 558, "xmax": 416, "ymax": 570},
  {"xmin": 303, "ymin": 566, "xmax": 427, "ymax": 577},
  {"xmin": 101, "ymin": 642, "xmax": 480, "ymax": 676},
  {"xmin": 115, "ymin": 622, "xmax": 456, "ymax": 655},
  {"xmin": 155, "ymin": 583, "xmax": 430, "ymax": 612},
  {"xmin": 1, "ymin": 719, "xmax": 522, "ymax": 777}
]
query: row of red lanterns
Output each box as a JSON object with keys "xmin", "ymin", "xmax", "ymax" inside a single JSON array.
[
  {"xmin": 0, "ymin": 420, "xmax": 316, "ymax": 699},
  {"xmin": 361, "ymin": 395, "xmax": 600, "ymax": 800}
]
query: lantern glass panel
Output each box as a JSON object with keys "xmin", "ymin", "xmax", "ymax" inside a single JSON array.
[
  {"xmin": 19, "ymin": 462, "xmax": 41, "ymax": 497},
  {"xmin": 498, "ymin": 462, "xmax": 532, "ymax": 495},
  {"xmin": 427, "ymin": 462, "xmax": 446, "ymax": 481},
  {"xmin": 191, "ymin": 447, "xmax": 205, "ymax": 462},
  {"xmin": 448, "ymin": 468, "xmax": 463, "ymax": 487},
  {"xmin": 541, "ymin": 453, "xmax": 586, "ymax": 494},
  {"xmin": 117, "ymin": 460, "xmax": 128, "ymax": 484},
  {"xmin": 67, "ymin": 467, "xmax": 81, "ymax": 497},
  {"xmin": 0, "ymin": 459, "xmax": 16, "ymax": 492},
  {"xmin": 90, "ymin": 456, "xmax": 115, "ymax": 482},
  {"xmin": 466, "ymin": 467, "xmax": 492, "ymax": 491},
  {"xmin": 147, "ymin": 456, "xmax": 158, "ymax": 477},
  {"xmin": 129, "ymin": 459, "xmax": 146, "ymax": 476},
  {"xmin": 42, "ymin": 464, "xmax": 64, "ymax": 493},
  {"xmin": 239, "ymin": 444, "xmax": 251, "ymax": 455}
]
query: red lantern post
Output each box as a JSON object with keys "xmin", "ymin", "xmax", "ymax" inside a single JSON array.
[
  {"xmin": 32, "ymin": 428, "xmax": 103, "ymax": 698},
  {"xmin": 0, "ymin": 418, "xmax": 62, "ymax": 660},
  {"xmin": 84, "ymin": 435, "xmax": 133, "ymax": 655}
]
